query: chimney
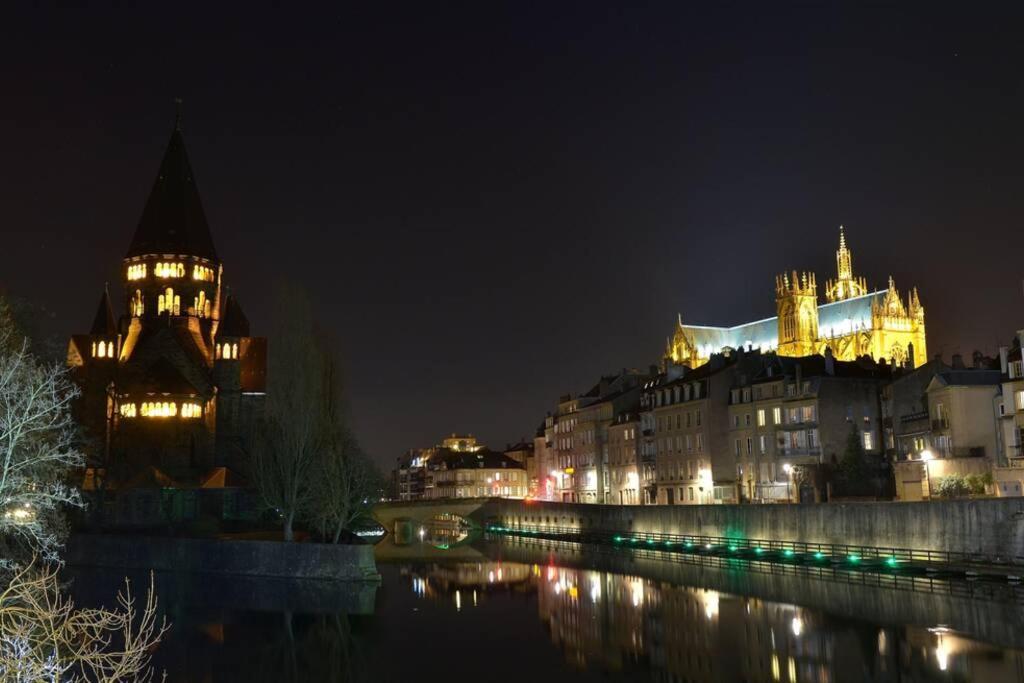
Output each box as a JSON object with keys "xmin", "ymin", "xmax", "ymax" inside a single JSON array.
[
  {"xmin": 1000, "ymin": 346, "xmax": 1009, "ymax": 374},
  {"xmin": 972, "ymin": 350, "xmax": 984, "ymax": 369},
  {"xmin": 1018, "ymin": 330, "xmax": 1024, "ymax": 349},
  {"xmin": 951, "ymin": 353, "xmax": 965, "ymax": 370},
  {"xmin": 824, "ymin": 347, "xmax": 835, "ymax": 376}
]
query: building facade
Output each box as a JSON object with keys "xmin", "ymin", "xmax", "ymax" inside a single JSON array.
[
  {"xmin": 67, "ymin": 115, "xmax": 266, "ymax": 482},
  {"xmin": 393, "ymin": 433, "xmax": 527, "ymax": 500},
  {"xmin": 665, "ymin": 228, "xmax": 927, "ymax": 370},
  {"xmin": 550, "ymin": 370, "xmax": 647, "ymax": 503}
]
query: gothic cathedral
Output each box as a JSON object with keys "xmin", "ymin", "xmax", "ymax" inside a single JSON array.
[
  {"xmin": 67, "ymin": 114, "xmax": 267, "ymax": 481},
  {"xmin": 666, "ymin": 227, "xmax": 927, "ymax": 369}
]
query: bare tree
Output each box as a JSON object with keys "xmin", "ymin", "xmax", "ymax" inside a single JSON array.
[
  {"xmin": 248, "ymin": 283, "xmax": 334, "ymax": 541},
  {"xmin": 0, "ymin": 560, "xmax": 168, "ymax": 682},
  {"xmin": 308, "ymin": 426, "xmax": 379, "ymax": 543},
  {"xmin": 0, "ymin": 321, "xmax": 84, "ymax": 568}
]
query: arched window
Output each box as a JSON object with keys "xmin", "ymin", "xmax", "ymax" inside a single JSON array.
[
  {"xmin": 91, "ymin": 341, "xmax": 97, "ymax": 357},
  {"xmin": 173, "ymin": 295, "xmax": 180, "ymax": 316},
  {"xmin": 232, "ymin": 343, "xmax": 238, "ymax": 359},
  {"xmin": 107, "ymin": 341, "xmax": 114, "ymax": 358}
]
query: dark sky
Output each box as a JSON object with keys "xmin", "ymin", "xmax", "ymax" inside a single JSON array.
[{"xmin": 4, "ymin": 3, "xmax": 1023, "ymax": 468}]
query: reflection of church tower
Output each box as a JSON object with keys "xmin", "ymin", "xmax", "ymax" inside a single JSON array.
[
  {"xmin": 824, "ymin": 226, "xmax": 868, "ymax": 302},
  {"xmin": 775, "ymin": 271, "xmax": 818, "ymax": 357}
]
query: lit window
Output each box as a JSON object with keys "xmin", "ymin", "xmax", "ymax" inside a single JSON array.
[
  {"xmin": 757, "ymin": 409, "xmax": 766, "ymax": 427},
  {"xmin": 773, "ymin": 407, "xmax": 782, "ymax": 425},
  {"xmin": 106, "ymin": 341, "xmax": 114, "ymax": 358},
  {"xmin": 232, "ymin": 343, "xmax": 238, "ymax": 359},
  {"xmin": 91, "ymin": 341, "xmax": 97, "ymax": 357},
  {"xmin": 863, "ymin": 431, "xmax": 874, "ymax": 450}
]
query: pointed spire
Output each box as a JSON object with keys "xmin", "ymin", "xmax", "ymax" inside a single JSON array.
[
  {"xmin": 125, "ymin": 105, "xmax": 218, "ymax": 261},
  {"xmin": 838, "ymin": 224, "xmax": 847, "ymax": 251},
  {"xmin": 90, "ymin": 288, "xmax": 116, "ymax": 336},
  {"xmin": 218, "ymin": 295, "xmax": 251, "ymax": 337}
]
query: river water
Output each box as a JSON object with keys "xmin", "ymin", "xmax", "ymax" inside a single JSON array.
[{"xmin": 67, "ymin": 535, "xmax": 1024, "ymax": 682}]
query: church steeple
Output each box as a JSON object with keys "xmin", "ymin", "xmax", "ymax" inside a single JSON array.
[
  {"xmin": 825, "ymin": 225, "xmax": 868, "ymax": 302},
  {"xmin": 89, "ymin": 287, "xmax": 116, "ymax": 336},
  {"xmin": 126, "ymin": 106, "xmax": 218, "ymax": 261}
]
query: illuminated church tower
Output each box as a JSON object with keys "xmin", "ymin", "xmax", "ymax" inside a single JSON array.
[
  {"xmin": 824, "ymin": 226, "xmax": 868, "ymax": 302},
  {"xmin": 775, "ymin": 270, "xmax": 818, "ymax": 357},
  {"xmin": 68, "ymin": 110, "xmax": 266, "ymax": 480},
  {"xmin": 665, "ymin": 226, "xmax": 927, "ymax": 369}
]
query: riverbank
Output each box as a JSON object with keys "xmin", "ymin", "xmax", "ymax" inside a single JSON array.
[{"xmin": 67, "ymin": 534, "xmax": 381, "ymax": 581}]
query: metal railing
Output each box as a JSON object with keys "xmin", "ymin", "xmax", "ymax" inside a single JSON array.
[{"xmin": 485, "ymin": 523, "xmax": 1024, "ymax": 579}]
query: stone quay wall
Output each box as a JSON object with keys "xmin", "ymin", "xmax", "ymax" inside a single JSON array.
[
  {"xmin": 486, "ymin": 498, "xmax": 1024, "ymax": 563},
  {"xmin": 67, "ymin": 534, "xmax": 380, "ymax": 581}
]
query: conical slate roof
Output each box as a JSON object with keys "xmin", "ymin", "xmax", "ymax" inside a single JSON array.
[
  {"xmin": 89, "ymin": 289, "xmax": 117, "ymax": 335},
  {"xmin": 126, "ymin": 122, "xmax": 218, "ymax": 261},
  {"xmin": 218, "ymin": 295, "xmax": 250, "ymax": 337}
]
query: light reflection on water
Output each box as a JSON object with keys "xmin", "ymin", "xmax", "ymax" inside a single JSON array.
[{"xmin": 66, "ymin": 538, "xmax": 1024, "ymax": 682}]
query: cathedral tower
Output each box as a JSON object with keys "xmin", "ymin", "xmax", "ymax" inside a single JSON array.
[
  {"xmin": 775, "ymin": 270, "xmax": 818, "ymax": 357},
  {"xmin": 824, "ymin": 226, "xmax": 868, "ymax": 302}
]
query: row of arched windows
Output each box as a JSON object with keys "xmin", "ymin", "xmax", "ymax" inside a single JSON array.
[
  {"xmin": 120, "ymin": 401, "xmax": 203, "ymax": 419},
  {"xmin": 154, "ymin": 262, "xmax": 185, "ymax": 278},
  {"xmin": 157, "ymin": 288, "xmax": 181, "ymax": 315},
  {"xmin": 127, "ymin": 264, "xmax": 147, "ymax": 280},
  {"xmin": 193, "ymin": 265, "xmax": 215, "ymax": 282},
  {"xmin": 216, "ymin": 342, "xmax": 239, "ymax": 360},
  {"xmin": 92, "ymin": 340, "xmax": 115, "ymax": 358},
  {"xmin": 194, "ymin": 291, "xmax": 212, "ymax": 318}
]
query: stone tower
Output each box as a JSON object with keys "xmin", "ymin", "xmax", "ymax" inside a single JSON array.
[
  {"xmin": 68, "ymin": 110, "xmax": 266, "ymax": 481},
  {"xmin": 775, "ymin": 270, "xmax": 819, "ymax": 357}
]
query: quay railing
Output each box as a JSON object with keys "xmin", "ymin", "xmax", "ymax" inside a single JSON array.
[{"xmin": 484, "ymin": 523, "xmax": 1023, "ymax": 583}]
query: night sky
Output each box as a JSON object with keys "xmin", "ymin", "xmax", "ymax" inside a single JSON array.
[{"xmin": 4, "ymin": 3, "xmax": 1023, "ymax": 468}]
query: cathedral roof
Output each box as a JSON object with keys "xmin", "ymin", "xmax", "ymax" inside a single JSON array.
[
  {"xmin": 218, "ymin": 295, "xmax": 250, "ymax": 337},
  {"xmin": 89, "ymin": 289, "xmax": 117, "ymax": 336},
  {"xmin": 677, "ymin": 290, "xmax": 887, "ymax": 357},
  {"xmin": 126, "ymin": 120, "xmax": 218, "ymax": 261}
]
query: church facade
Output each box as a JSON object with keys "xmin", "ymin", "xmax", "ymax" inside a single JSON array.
[
  {"xmin": 666, "ymin": 228, "xmax": 927, "ymax": 369},
  {"xmin": 68, "ymin": 115, "xmax": 266, "ymax": 481}
]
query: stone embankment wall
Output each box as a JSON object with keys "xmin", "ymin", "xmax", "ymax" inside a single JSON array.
[
  {"xmin": 67, "ymin": 535, "xmax": 380, "ymax": 581},
  {"xmin": 487, "ymin": 498, "xmax": 1024, "ymax": 562}
]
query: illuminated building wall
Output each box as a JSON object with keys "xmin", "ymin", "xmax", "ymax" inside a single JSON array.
[
  {"xmin": 66, "ymin": 114, "xmax": 267, "ymax": 480},
  {"xmin": 666, "ymin": 228, "xmax": 927, "ymax": 370}
]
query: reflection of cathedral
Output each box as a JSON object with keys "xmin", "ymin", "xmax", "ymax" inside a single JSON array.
[{"xmin": 666, "ymin": 228, "xmax": 927, "ymax": 369}]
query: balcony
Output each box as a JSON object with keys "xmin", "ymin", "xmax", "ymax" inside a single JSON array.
[
  {"xmin": 776, "ymin": 447, "xmax": 822, "ymax": 459},
  {"xmin": 932, "ymin": 418, "xmax": 949, "ymax": 431}
]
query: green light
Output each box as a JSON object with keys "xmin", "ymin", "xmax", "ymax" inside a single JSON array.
[
  {"xmin": 813, "ymin": 552, "xmax": 825, "ymax": 560},
  {"xmin": 783, "ymin": 549, "xmax": 795, "ymax": 558},
  {"xmin": 630, "ymin": 537, "xmax": 638, "ymax": 544},
  {"xmin": 729, "ymin": 545, "xmax": 738, "ymax": 552},
  {"xmin": 684, "ymin": 541, "xmax": 694, "ymax": 548},
  {"xmin": 885, "ymin": 557, "xmax": 899, "ymax": 567},
  {"xmin": 613, "ymin": 536, "xmax": 623, "ymax": 543},
  {"xmin": 848, "ymin": 555, "xmax": 860, "ymax": 563},
  {"xmin": 754, "ymin": 547, "xmax": 764, "ymax": 554},
  {"xmin": 646, "ymin": 539, "xmax": 655, "ymax": 545},
  {"xmin": 664, "ymin": 540, "xmax": 673, "ymax": 546}
]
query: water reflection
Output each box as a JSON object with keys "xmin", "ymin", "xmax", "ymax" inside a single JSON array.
[
  {"xmin": 66, "ymin": 542, "xmax": 1024, "ymax": 682},
  {"xmin": 400, "ymin": 557, "xmax": 1024, "ymax": 682}
]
